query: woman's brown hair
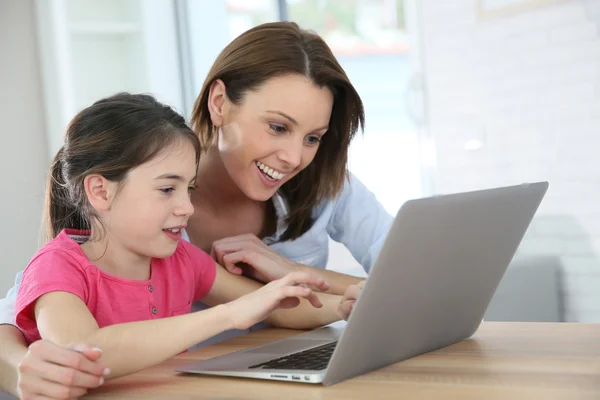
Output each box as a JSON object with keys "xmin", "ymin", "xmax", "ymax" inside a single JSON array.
[
  {"xmin": 45, "ymin": 93, "xmax": 200, "ymax": 241},
  {"xmin": 191, "ymin": 21, "xmax": 364, "ymax": 241}
]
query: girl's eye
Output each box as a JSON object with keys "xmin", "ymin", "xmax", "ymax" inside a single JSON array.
[
  {"xmin": 188, "ymin": 186, "xmax": 196, "ymax": 195},
  {"xmin": 269, "ymin": 123, "xmax": 287, "ymax": 134},
  {"xmin": 160, "ymin": 187, "xmax": 175, "ymax": 195},
  {"xmin": 306, "ymin": 135, "xmax": 322, "ymax": 146}
]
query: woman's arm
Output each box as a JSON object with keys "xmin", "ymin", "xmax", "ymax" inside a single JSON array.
[
  {"xmin": 33, "ymin": 271, "xmax": 328, "ymax": 379},
  {"xmin": 0, "ymin": 324, "xmax": 27, "ymax": 396},
  {"xmin": 0, "ymin": 276, "xmax": 23, "ymax": 396},
  {"xmin": 0, "ymin": 325, "xmax": 106, "ymax": 399},
  {"xmin": 2, "ymin": 273, "xmax": 106, "ymax": 398},
  {"xmin": 212, "ymin": 235, "xmax": 363, "ymax": 295},
  {"xmin": 293, "ymin": 265, "xmax": 362, "ymax": 296}
]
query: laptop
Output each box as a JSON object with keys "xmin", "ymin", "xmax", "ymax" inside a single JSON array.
[{"xmin": 176, "ymin": 182, "xmax": 548, "ymax": 386}]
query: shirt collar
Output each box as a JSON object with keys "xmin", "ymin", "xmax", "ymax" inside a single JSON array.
[{"xmin": 263, "ymin": 192, "xmax": 289, "ymax": 245}]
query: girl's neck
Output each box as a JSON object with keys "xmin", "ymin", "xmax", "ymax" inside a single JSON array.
[
  {"xmin": 80, "ymin": 232, "xmax": 151, "ymax": 281},
  {"xmin": 194, "ymin": 145, "xmax": 260, "ymax": 213}
]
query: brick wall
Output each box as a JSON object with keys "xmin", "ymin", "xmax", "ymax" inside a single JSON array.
[{"xmin": 420, "ymin": 0, "xmax": 600, "ymax": 321}]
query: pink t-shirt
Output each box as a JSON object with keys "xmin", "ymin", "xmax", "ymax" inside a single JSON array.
[{"xmin": 16, "ymin": 229, "xmax": 216, "ymax": 344}]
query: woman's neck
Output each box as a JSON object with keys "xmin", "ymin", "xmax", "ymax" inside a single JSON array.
[
  {"xmin": 194, "ymin": 145, "xmax": 257, "ymax": 213},
  {"xmin": 80, "ymin": 232, "xmax": 151, "ymax": 281}
]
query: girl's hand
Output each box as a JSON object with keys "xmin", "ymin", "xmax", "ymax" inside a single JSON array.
[
  {"xmin": 211, "ymin": 234, "xmax": 309, "ymax": 284},
  {"xmin": 337, "ymin": 280, "xmax": 366, "ymax": 321},
  {"xmin": 225, "ymin": 271, "xmax": 330, "ymax": 330},
  {"xmin": 17, "ymin": 340, "xmax": 108, "ymax": 400}
]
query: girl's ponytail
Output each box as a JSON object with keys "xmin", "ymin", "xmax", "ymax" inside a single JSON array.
[{"xmin": 44, "ymin": 147, "xmax": 88, "ymax": 241}]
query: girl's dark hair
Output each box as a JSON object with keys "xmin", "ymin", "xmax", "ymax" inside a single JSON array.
[
  {"xmin": 44, "ymin": 93, "xmax": 200, "ymax": 241},
  {"xmin": 191, "ymin": 21, "xmax": 364, "ymax": 241}
]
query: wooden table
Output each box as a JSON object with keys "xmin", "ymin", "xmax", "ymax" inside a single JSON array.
[{"xmin": 86, "ymin": 322, "xmax": 600, "ymax": 399}]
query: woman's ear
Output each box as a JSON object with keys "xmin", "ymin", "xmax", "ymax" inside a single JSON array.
[
  {"xmin": 84, "ymin": 175, "xmax": 117, "ymax": 212},
  {"xmin": 207, "ymin": 79, "xmax": 229, "ymax": 128}
]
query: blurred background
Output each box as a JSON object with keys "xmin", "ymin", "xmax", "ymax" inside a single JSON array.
[{"xmin": 1, "ymin": 0, "xmax": 599, "ymax": 323}]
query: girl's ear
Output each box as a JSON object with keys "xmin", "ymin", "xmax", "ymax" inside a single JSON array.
[
  {"xmin": 84, "ymin": 174, "xmax": 117, "ymax": 212},
  {"xmin": 207, "ymin": 79, "xmax": 230, "ymax": 128}
]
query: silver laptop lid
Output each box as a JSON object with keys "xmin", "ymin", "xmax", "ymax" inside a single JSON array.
[{"xmin": 323, "ymin": 182, "xmax": 548, "ymax": 386}]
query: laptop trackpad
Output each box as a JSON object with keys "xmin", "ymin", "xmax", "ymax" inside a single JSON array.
[{"xmin": 244, "ymin": 339, "xmax": 333, "ymax": 355}]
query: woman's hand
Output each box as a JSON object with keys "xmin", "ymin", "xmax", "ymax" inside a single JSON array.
[
  {"xmin": 211, "ymin": 234, "xmax": 307, "ymax": 284},
  {"xmin": 17, "ymin": 340, "xmax": 108, "ymax": 400},
  {"xmin": 225, "ymin": 271, "xmax": 330, "ymax": 331},
  {"xmin": 337, "ymin": 280, "xmax": 365, "ymax": 321}
]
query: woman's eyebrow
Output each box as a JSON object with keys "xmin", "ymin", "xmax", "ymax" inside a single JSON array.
[
  {"xmin": 266, "ymin": 110, "xmax": 328, "ymax": 131},
  {"xmin": 266, "ymin": 110, "xmax": 298, "ymax": 125}
]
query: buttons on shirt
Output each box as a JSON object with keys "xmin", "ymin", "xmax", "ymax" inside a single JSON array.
[
  {"xmin": 152, "ymin": 307, "xmax": 157, "ymax": 315},
  {"xmin": 148, "ymin": 285, "xmax": 153, "ymax": 293}
]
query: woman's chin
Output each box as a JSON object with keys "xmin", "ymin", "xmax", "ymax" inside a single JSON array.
[{"xmin": 243, "ymin": 184, "xmax": 280, "ymax": 202}]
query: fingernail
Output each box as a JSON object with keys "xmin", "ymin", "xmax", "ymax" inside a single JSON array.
[
  {"xmin": 92, "ymin": 347, "xmax": 103, "ymax": 353},
  {"xmin": 98, "ymin": 378, "xmax": 104, "ymax": 386},
  {"xmin": 103, "ymin": 368, "xmax": 111, "ymax": 376},
  {"xmin": 71, "ymin": 344, "xmax": 87, "ymax": 352}
]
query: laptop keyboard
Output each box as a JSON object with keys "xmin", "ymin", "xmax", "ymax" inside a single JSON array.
[{"xmin": 248, "ymin": 341, "xmax": 337, "ymax": 370}]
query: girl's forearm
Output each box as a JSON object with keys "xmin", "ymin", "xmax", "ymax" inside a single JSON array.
[
  {"xmin": 267, "ymin": 292, "xmax": 342, "ymax": 329},
  {"xmin": 205, "ymin": 265, "xmax": 342, "ymax": 329},
  {"xmin": 0, "ymin": 324, "xmax": 28, "ymax": 396},
  {"xmin": 74, "ymin": 305, "xmax": 232, "ymax": 379}
]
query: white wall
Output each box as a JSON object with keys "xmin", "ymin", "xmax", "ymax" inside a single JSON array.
[
  {"xmin": 0, "ymin": 0, "xmax": 49, "ymax": 294},
  {"xmin": 420, "ymin": 0, "xmax": 600, "ymax": 322}
]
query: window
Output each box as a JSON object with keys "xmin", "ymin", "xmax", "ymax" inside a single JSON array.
[{"xmin": 180, "ymin": 0, "xmax": 427, "ymax": 275}]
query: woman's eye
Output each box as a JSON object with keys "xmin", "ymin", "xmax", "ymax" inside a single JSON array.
[
  {"xmin": 187, "ymin": 186, "xmax": 196, "ymax": 195},
  {"xmin": 269, "ymin": 123, "xmax": 287, "ymax": 134},
  {"xmin": 160, "ymin": 188, "xmax": 175, "ymax": 195},
  {"xmin": 306, "ymin": 135, "xmax": 322, "ymax": 145}
]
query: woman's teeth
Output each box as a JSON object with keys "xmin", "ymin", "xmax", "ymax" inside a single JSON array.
[
  {"xmin": 165, "ymin": 228, "xmax": 180, "ymax": 233},
  {"xmin": 256, "ymin": 161, "xmax": 285, "ymax": 181}
]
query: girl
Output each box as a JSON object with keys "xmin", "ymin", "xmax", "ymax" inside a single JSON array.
[{"xmin": 12, "ymin": 93, "xmax": 352, "ymax": 396}]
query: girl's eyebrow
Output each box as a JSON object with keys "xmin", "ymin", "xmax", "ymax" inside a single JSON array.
[
  {"xmin": 155, "ymin": 173, "xmax": 197, "ymax": 185},
  {"xmin": 154, "ymin": 173, "xmax": 185, "ymax": 182}
]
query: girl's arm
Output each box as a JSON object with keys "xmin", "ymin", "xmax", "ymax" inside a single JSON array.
[
  {"xmin": 34, "ymin": 292, "xmax": 230, "ymax": 379},
  {"xmin": 33, "ymin": 271, "xmax": 328, "ymax": 379},
  {"xmin": 203, "ymin": 263, "xmax": 345, "ymax": 329}
]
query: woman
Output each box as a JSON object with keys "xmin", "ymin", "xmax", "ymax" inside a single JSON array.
[{"xmin": 0, "ymin": 21, "xmax": 392, "ymax": 399}]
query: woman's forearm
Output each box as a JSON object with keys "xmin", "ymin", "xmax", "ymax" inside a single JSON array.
[
  {"xmin": 0, "ymin": 324, "xmax": 28, "ymax": 397},
  {"xmin": 296, "ymin": 265, "xmax": 363, "ymax": 296}
]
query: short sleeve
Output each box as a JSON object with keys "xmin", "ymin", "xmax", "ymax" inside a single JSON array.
[
  {"xmin": 180, "ymin": 241, "xmax": 217, "ymax": 301},
  {"xmin": 16, "ymin": 250, "xmax": 89, "ymax": 343}
]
